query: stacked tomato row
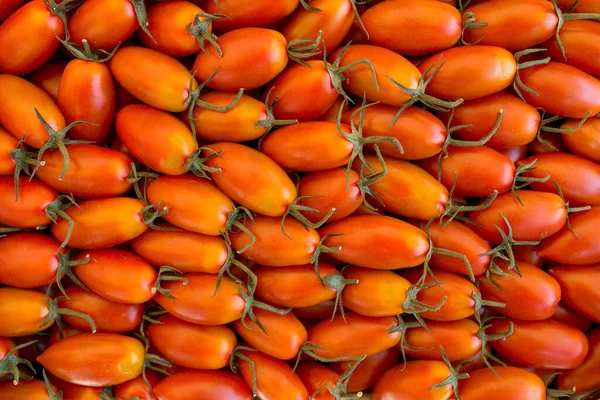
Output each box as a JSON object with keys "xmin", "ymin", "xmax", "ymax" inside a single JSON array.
[{"xmin": 1, "ymin": 0, "xmax": 600, "ymax": 399}]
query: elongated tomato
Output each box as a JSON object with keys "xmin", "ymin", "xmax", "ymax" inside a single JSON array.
[
  {"xmin": 0, "ymin": 176, "xmax": 56, "ymax": 228},
  {"xmin": 459, "ymin": 366, "xmax": 545, "ymax": 400},
  {"xmin": 551, "ymin": 301, "xmax": 594, "ymax": 332},
  {"xmin": 558, "ymin": 327, "xmax": 600, "ymax": 392},
  {"xmin": 404, "ymin": 319, "xmax": 482, "ymax": 361},
  {"xmin": 0, "ymin": 379, "xmax": 60, "ymax": 399},
  {"xmin": 295, "ymin": 362, "xmax": 340, "ymax": 400},
  {"xmin": 154, "ymin": 369, "xmax": 253, "ymax": 400},
  {"xmin": 27, "ymin": 60, "xmax": 67, "ymax": 103},
  {"xmin": 549, "ymin": 264, "xmax": 600, "ymax": 323},
  {"xmin": 114, "ymin": 370, "xmax": 161, "ymax": 400},
  {"xmin": 543, "ymin": 20, "xmax": 600, "ymax": 78},
  {"xmin": 372, "ymin": 360, "xmax": 452, "ymax": 400},
  {"xmin": 561, "ymin": 116, "xmax": 600, "ymax": 163},
  {"xmin": 204, "ymin": 0, "xmax": 298, "ymax": 32},
  {"xmin": 319, "ymin": 215, "xmax": 429, "ymax": 270},
  {"xmin": 0, "ymin": 288, "xmax": 53, "ymax": 336}
]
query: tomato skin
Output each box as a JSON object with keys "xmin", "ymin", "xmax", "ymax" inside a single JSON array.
[
  {"xmin": 519, "ymin": 62, "xmax": 600, "ymax": 118},
  {"xmin": 0, "ymin": 288, "xmax": 53, "ymax": 337},
  {"xmin": 153, "ymin": 369, "xmax": 253, "ymax": 400},
  {"xmin": 551, "ymin": 301, "xmax": 594, "ymax": 332},
  {"xmin": 146, "ymin": 174, "xmax": 234, "ymax": 235},
  {"xmin": 372, "ymin": 360, "xmax": 452, "ymax": 400},
  {"xmin": 419, "ymin": 46, "xmax": 516, "ymax": 100},
  {"xmin": 27, "ymin": 61, "xmax": 68, "ymax": 104},
  {"xmin": 0, "ymin": 379, "xmax": 60, "ymax": 400},
  {"xmin": 544, "ymin": 20, "xmax": 600, "ymax": 78},
  {"xmin": 37, "ymin": 144, "xmax": 133, "ymax": 198},
  {"xmin": 401, "ymin": 268, "xmax": 478, "ymax": 321},
  {"xmin": 562, "ymin": 116, "xmax": 600, "ymax": 163},
  {"xmin": 470, "ymin": 190, "xmax": 567, "ymax": 243},
  {"xmin": 155, "ymin": 273, "xmax": 245, "ymax": 325},
  {"xmin": 341, "ymin": 266, "xmax": 411, "ymax": 317},
  {"xmin": 48, "ymin": 323, "xmax": 83, "ymax": 345},
  {"xmin": 557, "ymin": 0, "xmax": 600, "ymax": 12},
  {"xmin": 319, "ymin": 215, "xmax": 429, "ymax": 270},
  {"xmin": 0, "ymin": 0, "xmax": 65, "ymax": 75},
  {"xmin": 0, "ymin": 74, "xmax": 65, "ymax": 149},
  {"xmin": 558, "ymin": 327, "xmax": 600, "ymax": 392},
  {"xmin": 148, "ymin": 313, "xmax": 236, "ymax": 370},
  {"xmin": 0, "ymin": 0, "xmax": 25, "ymax": 22},
  {"xmin": 205, "ymin": 142, "xmax": 297, "ymax": 217},
  {"xmin": 332, "ymin": 347, "xmax": 400, "ymax": 392},
  {"xmin": 204, "ymin": 0, "xmax": 298, "ymax": 32},
  {"xmin": 295, "ymin": 362, "xmax": 338, "ymax": 400},
  {"xmin": 194, "ymin": 28, "xmax": 288, "ymax": 91},
  {"xmin": 549, "ymin": 264, "xmax": 600, "ymax": 323},
  {"xmin": 488, "ymin": 318, "xmax": 589, "ymax": 369},
  {"xmin": 47, "ymin": 374, "xmax": 104, "ymax": 399},
  {"xmin": 114, "ymin": 370, "xmax": 161, "ymax": 400},
  {"xmin": 0, "ymin": 127, "xmax": 18, "ymax": 175},
  {"xmin": 38, "ymin": 333, "xmax": 144, "ymax": 387},
  {"xmin": 498, "ymin": 145, "xmax": 528, "ymax": 164},
  {"xmin": 0, "ymin": 176, "xmax": 56, "ymax": 228},
  {"xmin": 110, "ymin": 46, "xmax": 197, "ymax": 112},
  {"xmin": 307, "ymin": 313, "xmax": 400, "ymax": 358},
  {"xmin": 459, "ymin": 366, "xmax": 545, "ymax": 400},
  {"xmin": 130, "ymin": 228, "xmax": 227, "ymax": 274},
  {"xmin": 0, "ymin": 233, "xmax": 62, "ymax": 288},
  {"xmin": 50, "ymin": 197, "xmax": 148, "ymax": 249},
  {"xmin": 363, "ymin": 0, "xmax": 461, "ymax": 56}
]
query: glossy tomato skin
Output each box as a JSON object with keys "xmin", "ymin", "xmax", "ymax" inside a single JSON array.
[
  {"xmin": 561, "ymin": 116, "xmax": 600, "ymax": 163},
  {"xmin": 332, "ymin": 347, "xmax": 400, "ymax": 392},
  {"xmin": 154, "ymin": 369, "xmax": 253, "ymax": 400},
  {"xmin": 478, "ymin": 260, "xmax": 561, "ymax": 321},
  {"xmin": 518, "ymin": 62, "xmax": 600, "ymax": 118},
  {"xmin": 558, "ymin": 327, "xmax": 600, "ymax": 392},
  {"xmin": 0, "ymin": 288, "xmax": 53, "ymax": 337},
  {"xmin": 37, "ymin": 145, "xmax": 133, "ymax": 198},
  {"xmin": 38, "ymin": 333, "xmax": 145, "ymax": 387},
  {"xmin": 0, "ymin": 74, "xmax": 65, "ymax": 149},
  {"xmin": 544, "ymin": 20, "xmax": 600, "ymax": 78},
  {"xmin": 130, "ymin": 228, "xmax": 228, "ymax": 274},
  {"xmin": 205, "ymin": 142, "xmax": 297, "ymax": 217},
  {"xmin": 27, "ymin": 60, "xmax": 67, "ymax": 103},
  {"xmin": 0, "ymin": 127, "xmax": 18, "ymax": 175},
  {"xmin": 50, "ymin": 197, "xmax": 148, "ymax": 249},
  {"xmin": 114, "ymin": 370, "xmax": 161, "ymax": 400},
  {"xmin": 372, "ymin": 360, "xmax": 452, "ymax": 400},
  {"xmin": 295, "ymin": 362, "xmax": 339, "ymax": 400},
  {"xmin": 419, "ymin": 45, "xmax": 516, "ymax": 100},
  {"xmin": 0, "ymin": 233, "xmax": 62, "ymax": 288},
  {"xmin": 110, "ymin": 46, "xmax": 198, "ymax": 112},
  {"xmin": 0, "ymin": 378, "xmax": 60, "ymax": 399},
  {"xmin": 549, "ymin": 264, "xmax": 600, "ymax": 323},
  {"xmin": 551, "ymin": 301, "xmax": 594, "ymax": 332},
  {"xmin": 194, "ymin": 28, "xmax": 288, "ymax": 91},
  {"xmin": 498, "ymin": 145, "xmax": 528, "ymax": 164},
  {"xmin": 204, "ymin": 0, "xmax": 298, "ymax": 32},
  {"xmin": 459, "ymin": 366, "xmax": 545, "ymax": 400},
  {"xmin": 363, "ymin": 0, "xmax": 461, "ymax": 56},
  {"xmin": 307, "ymin": 313, "xmax": 400, "ymax": 358},
  {"xmin": 488, "ymin": 318, "xmax": 588, "ymax": 369},
  {"xmin": 319, "ymin": 215, "xmax": 429, "ymax": 270},
  {"xmin": 148, "ymin": 313, "xmax": 236, "ymax": 370},
  {"xmin": 0, "ymin": 176, "xmax": 56, "ymax": 228},
  {"xmin": 47, "ymin": 374, "xmax": 104, "ymax": 399},
  {"xmin": 0, "ymin": 0, "xmax": 25, "ymax": 22},
  {"xmin": 146, "ymin": 174, "xmax": 234, "ymax": 235},
  {"xmin": 0, "ymin": 0, "xmax": 65, "ymax": 75}
]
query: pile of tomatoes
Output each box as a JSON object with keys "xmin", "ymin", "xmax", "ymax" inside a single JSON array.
[{"xmin": 1, "ymin": 0, "xmax": 600, "ymax": 399}]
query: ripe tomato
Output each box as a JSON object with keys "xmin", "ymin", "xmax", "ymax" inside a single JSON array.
[
  {"xmin": 372, "ymin": 360, "xmax": 453, "ymax": 400},
  {"xmin": 498, "ymin": 145, "xmax": 528, "ymax": 164},
  {"xmin": 148, "ymin": 313, "xmax": 236, "ymax": 370},
  {"xmin": 549, "ymin": 264, "xmax": 600, "ymax": 323},
  {"xmin": 558, "ymin": 327, "xmax": 600, "ymax": 392},
  {"xmin": 362, "ymin": 0, "xmax": 461, "ymax": 56},
  {"xmin": 203, "ymin": 0, "xmax": 298, "ymax": 32},
  {"xmin": 295, "ymin": 362, "xmax": 339, "ymax": 400},
  {"xmin": 38, "ymin": 333, "xmax": 144, "ymax": 387},
  {"xmin": 0, "ymin": 74, "xmax": 65, "ymax": 149},
  {"xmin": 332, "ymin": 347, "xmax": 400, "ymax": 392},
  {"xmin": 543, "ymin": 20, "xmax": 600, "ymax": 78},
  {"xmin": 0, "ymin": 0, "xmax": 65, "ymax": 75},
  {"xmin": 561, "ymin": 116, "xmax": 600, "ymax": 163},
  {"xmin": 37, "ymin": 145, "xmax": 133, "ymax": 197},
  {"xmin": 529, "ymin": 131, "xmax": 568, "ymax": 154},
  {"xmin": 27, "ymin": 60, "xmax": 67, "ymax": 104},
  {"xmin": 488, "ymin": 318, "xmax": 588, "ymax": 369},
  {"xmin": 113, "ymin": 370, "xmax": 161, "ymax": 400},
  {"xmin": 0, "ymin": 176, "xmax": 56, "ymax": 228},
  {"xmin": 0, "ymin": 127, "xmax": 18, "ymax": 175},
  {"xmin": 319, "ymin": 215, "xmax": 429, "ymax": 270},
  {"xmin": 0, "ymin": 288, "xmax": 53, "ymax": 336},
  {"xmin": 0, "ymin": 378, "xmax": 60, "ymax": 399},
  {"xmin": 556, "ymin": 0, "xmax": 600, "ymax": 12},
  {"xmin": 551, "ymin": 301, "xmax": 594, "ymax": 332},
  {"xmin": 0, "ymin": 0, "xmax": 25, "ymax": 22},
  {"xmin": 153, "ymin": 369, "xmax": 253, "ymax": 400},
  {"xmin": 48, "ymin": 374, "xmax": 104, "ymax": 399},
  {"xmin": 458, "ymin": 366, "xmax": 545, "ymax": 400}
]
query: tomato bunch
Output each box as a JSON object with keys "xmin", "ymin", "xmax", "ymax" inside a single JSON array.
[{"xmin": 1, "ymin": 0, "xmax": 600, "ymax": 399}]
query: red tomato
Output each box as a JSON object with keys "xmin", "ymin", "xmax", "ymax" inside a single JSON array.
[
  {"xmin": 193, "ymin": 28, "xmax": 288, "ymax": 91},
  {"xmin": 295, "ymin": 362, "xmax": 339, "ymax": 400},
  {"xmin": 332, "ymin": 347, "xmax": 400, "ymax": 392},
  {"xmin": 0, "ymin": 127, "xmax": 18, "ymax": 175},
  {"xmin": 488, "ymin": 318, "xmax": 588, "ymax": 369},
  {"xmin": 203, "ymin": 0, "xmax": 298, "ymax": 32},
  {"xmin": 549, "ymin": 264, "xmax": 600, "ymax": 323},
  {"xmin": 148, "ymin": 313, "xmax": 236, "ymax": 369},
  {"xmin": 0, "ymin": 288, "xmax": 54, "ymax": 336},
  {"xmin": 0, "ymin": 0, "xmax": 65, "ymax": 74},
  {"xmin": 319, "ymin": 215, "xmax": 429, "ymax": 270},
  {"xmin": 38, "ymin": 333, "xmax": 144, "ymax": 387},
  {"xmin": 562, "ymin": 116, "xmax": 600, "ymax": 163},
  {"xmin": 114, "ymin": 370, "xmax": 161, "ymax": 400},
  {"xmin": 362, "ymin": 0, "xmax": 461, "ymax": 56},
  {"xmin": 0, "ymin": 0, "xmax": 25, "ymax": 22},
  {"xmin": 0, "ymin": 176, "xmax": 56, "ymax": 228},
  {"xmin": 372, "ymin": 360, "xmax": 453, "ymax": 400},
  {"xmin": 552, "ymin": 302, "xmax": 594, "ymax": 333},
  {"xmin": 513, "ymin": 244, "xmax": 545, "ymax": 267},
  {"xmin": 498, "ymin": 145, "xmax": 528, "ymax": 164},
  {"xmin": 0, "ymin": 378, "xmax": 60, "ymax": 399},
  {"xmin": 558, "ymin": 327, "xmax": 600, "ymax": 392},
  {"xmin": 48, "ymin": 374, "xmax": 104, "ymax": 399},
  {"xmin": 27, "ymin": 60, "xmax": 67, "ymax": 103},
  {"xmin": 153, "ymin": 369, "xmax": 253, "ymax": 400},
  {"xmin": 544, "ymin": 20, "xmax": 600, "ymax": 78},
  {"xmin": 459, "ymin": 366, "xmax": 545, "ymax": 400},
  {"xmin": 404, "ymin": 319, "xmax": 482, "ymax": 361}
]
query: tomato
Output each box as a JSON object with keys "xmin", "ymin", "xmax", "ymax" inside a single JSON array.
[
  {"xmin": 27, "ymin": 60, "xmax": 67, "ymax": 103},
  {"xmin": 155, "ymin": 273, "xmax": 245, "ymax": 325},
  {"xmin": 0, "ymin": 0, "xmax": 25, "ymax": 22},
  {"xmin": 438, "ymin": 92, "xmax": 540, "ymax": 149},
  {"xmin": 462, "ymin": 0, "xmax": 557, "ymax": 51},
  {"xmin": 148, "ymin": 313, "xmax": 236, "ymax": 369},
  {"xmin": 0, "ymin": 288, "xmax": 53, "ymax": 336},
  {"xmin": 341, "ymin": 266, "xmax": 410, "ymax": 317},
  {"xmin": 0, "ymin": 378, "xmax": 60, "ymax": 400},
  {"xmin": 110, "ymin": 46, "xmax": 198, "ymax": 112},
  {"xmin": 372, "ymin": 360, "xmax": 453, "ymax": 400},
  {"xmin": 470, "ymin": 190, "xmax": 567, "ymax": 243},
  {"xmin": 154, "ymin": 369, "xmax": 253, "ymax": 400},
  {"xmin": 558, "ymin": 327, "xmax": 600, "ymax": 392},
  {"xmin": 0, "ymin": 127, "xmax": 18, "ymax": 175},
  {"xmin": 362, "ymin": 0, "xmax": 461, "ymax": 56},
  {"xmin": 518, "ymin": 61, "xmax": 600, "ymax": 118},
  {"xmin": 307, "ymin": 313, "xmax": 400, "ymax": 358},
  {"xmin": 332, "ymin": 347, "xmax": 400, "ymax": 392},
  {"xmin": 488, "ymin": 318, "xmax": 588, "ymax": 369},
  {"xmin": 114, "ymin": 370, "xmax": 161, "ymax": 400},
  {"xmin": 130, "ymin": 228, "xmax": 227, "ymax": 274},
  {"xmin": 539, "ymin": 207, "xmax": 600, "ymax": 264},
  {"xmin": 552, "ymin": 301, "xmax": 594, "ymax": 332},
  {"xmin": 48, "ymin": 323, "xmax": 83, "ymax": 345},
  {"xmin": 458, "ymin": 366, "xmax": 545, "ymax": 400},
  {"xmin": 0, "ymin": 176, "xmax": 56, "ymax": 228},
  {"xmin": 0, "ymin": 233, "xmax": 62, "ymax": 288},
  {"xmin": 38, "ymin": 333, "xmax": 144, "ymax": 387},
  {"xmin": 549, "ymin": 264, "xmax": 600, "ymax": 323},
  {"xmin": 36, "ymin": 145, "xmax": 133, "ymax": 198},
  {"xmin": 529, "ymin": 131, "xmax": 568, "ymax": 154},
  {"xmin": 544, "ymin": 20, "xmax": 600, "ymax": 78},
  {"xmin": 294, "ymin": 299, "xmax": 337, "ymax": 320},
  {"xmin": 0, "ymin": 74, "xmax": 65, "ymax": 149},
  {"xmin": 498, "ymin": 145, "xmax": 528, "ymax": 164},
  {"xmin": 0, "ymin": 0, "xmax": 65, "ymax": 75},
  {"xmin": 319, "ymin": 215, "xmax": 429, "ymax": 270},
  {"xmin": 48, "ymin": 374, "xmax": 104, "ymax": 399},
  {"xmin": 295, "ymin": 362, "xmax": 339, "ymax": 400},
  {"xmin": 404, "ymin": 319, "xmax": 481, "ymax": 362},
  {"xmin": 193, "ymin": 28, "xmax": 288, "ymax": 91},
  {"xmin": 401, "ymin": 268, "xmax": 478, "ymax": 321},
  {"xmin": 50, "ymin": 197, "xmax": 150, "ymax": 249},
  {"xmin": 204, "ymin": 142, "xmax": 296, "ymax": 217},
  {"xmin": 561, "ymin": 116, "xmax": 600, "ymax": 163},
  {"xmin": 556, "ymin": 0, "xmax": 600, "ymax": 13},
  {"xmin": 203, "ymin": 0, "xmax": 298, "ymax": 32}
]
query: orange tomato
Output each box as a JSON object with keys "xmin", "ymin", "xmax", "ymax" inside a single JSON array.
[
  {"xmin": 0, "ymin": 176, "xmax": 56, "ymax": 228},
  {"xmin": 561, "ymin": 116, "xmax": 600, "ymax": 163},
  {"xmin": 544, "ymin": 20, "xmax": 600, "ymax": 78},
  {"xmin": 0, "ymin": 287, "xmax": 53, "ymax": 337},
  {"xmin": 203, "ymin": 0, "xmax": 299, "ymax": 32},
  {"xmin": 459, "ymin": 366, "xmax": 545, "ymax": 400},
  {"xmin": 372, "ymin": 360, "xmax": 453, "ymax": 400}
]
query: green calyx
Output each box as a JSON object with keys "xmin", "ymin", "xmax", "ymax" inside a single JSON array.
[
  {"xmin": 153, "ymin": 266, "xmax": 188, "ymax": 300},
  {"xmin": 0, "ymin": 340, "xmax": 37, "ymax": 385},
  {"xmin": 185, "ymin": 13, "xmax": 229, "ymax": 56},
  {"xmin": 8, "ymin": 135, "xmax": 44, "ymax": 202},
  {"xmin": 45, "ymin": 195, "xmax": 79, "ymax": 249},
  {"xmin": 512, "ymin": 49, "xmax": 551, "ymax": 101}
]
